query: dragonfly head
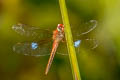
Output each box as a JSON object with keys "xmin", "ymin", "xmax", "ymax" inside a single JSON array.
[{"xmin": 57, "ymin": 24, "xmax": 64, "ymax": 32}]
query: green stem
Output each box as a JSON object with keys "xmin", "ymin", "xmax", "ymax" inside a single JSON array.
[{"xmin": 59, "ymin": 0, "xmax": 81, "ymax": 80}]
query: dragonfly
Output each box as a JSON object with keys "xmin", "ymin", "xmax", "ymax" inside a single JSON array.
[{"xmin": 12, "ymin": 20, "xmax": 98, "ymax": 75}]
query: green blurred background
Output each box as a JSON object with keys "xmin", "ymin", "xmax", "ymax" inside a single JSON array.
[{"xmin": 0, "ymin": 0, "xmax": 120, "ymax": 80}]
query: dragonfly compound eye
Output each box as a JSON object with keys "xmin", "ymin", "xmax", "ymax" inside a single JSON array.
[{"xmin": 57, "ymin": 24, "xmax": 64, "ymax": 32}]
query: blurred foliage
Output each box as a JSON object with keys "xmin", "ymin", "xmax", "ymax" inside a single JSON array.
[{"xmin": 0, "ymin": 0, "xmax": 120, "ymax": 80}]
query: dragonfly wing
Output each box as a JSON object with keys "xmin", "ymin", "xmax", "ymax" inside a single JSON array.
[
  {"xmin": 12, "ymin": 23, "xmax": 52, "ymax": 39},
  {"xmin": 78, "ymin": 20, "xmax": 97, "ymax": 36},
  {"xmin": 74, "ymin": 38, "xmax": 98, "ymax": 50},
  {"xmin": 72, "ymin": 20, "xmax": 98, "ymax": 37},
  {"xmin": 72, "ymin": 20, "xmax": 98, "ymax": 51},
  {"xmin": 13, "ymin": 41, "xmax": 53, "ymax": 57},
  {"xmin": 56, "ymin": 38, "xmax": 98, "ymax": 56}
]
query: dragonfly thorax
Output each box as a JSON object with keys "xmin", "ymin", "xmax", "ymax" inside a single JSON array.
[{"xmin": 53, "ymin": 31, "xmax": 64, "ymax": 43}]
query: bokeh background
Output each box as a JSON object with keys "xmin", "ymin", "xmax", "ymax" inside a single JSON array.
[{"xmin": 0, "ymin": 0, "xmax": 120, "ymax": 80}]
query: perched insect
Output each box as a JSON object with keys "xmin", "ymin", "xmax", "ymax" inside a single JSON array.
[{"xmin": 12, "ymin": 20, "xmax": 98, "ymax": 75}]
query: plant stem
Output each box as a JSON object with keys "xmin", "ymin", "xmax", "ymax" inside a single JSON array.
[{"xmin": 59, "ymin": 0, "xmax": 81, "ymax": 80}]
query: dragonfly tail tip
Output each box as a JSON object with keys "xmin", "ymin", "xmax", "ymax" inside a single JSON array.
[{"xmin": 45, "ymin": 71, "xmax": 48, "ymax": 75}]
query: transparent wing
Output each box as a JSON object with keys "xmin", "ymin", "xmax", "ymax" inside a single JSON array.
[
  {"xmin": 72, "ymin": 20, "xmax": 97, "ymax": 37},
  {"xmin": 12, "ymin": 23, "xmax": 52, "ymax": 39},
  {"xmin": 74, "ymin": 38, "xmax": 98, "ymax": 49},
  {"xmin": 13, "ymin": 40, "xmax": 52, "ymax": 57},
  {"xmin": 72, "ymin": 20, "xmax": 99, "ymax": 50},
  {"xmin": 13, "ymin": 39, "xmax": 98, "ymax": 57},
  {"xmin": 13, "ymin": 40, "xmax": 69, "ymax": 56},
  {"xmin": 55, "ymin": 38, "xmax": 98, "ymax": 56}
]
